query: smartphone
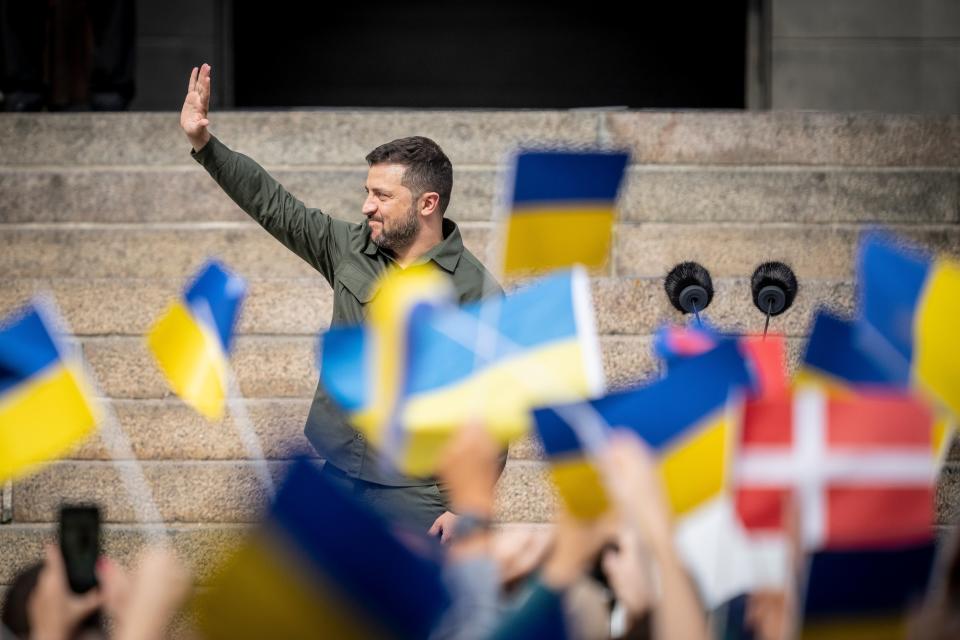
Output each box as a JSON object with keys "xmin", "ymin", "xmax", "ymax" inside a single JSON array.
[{"xmin": 59, "ymin": 504, "xmax": 100, "ymax": 593}]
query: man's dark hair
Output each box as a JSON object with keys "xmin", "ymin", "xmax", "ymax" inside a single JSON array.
[{"xmin": 365, "ymin": 136, "xmax": 453, "ymax": 216}]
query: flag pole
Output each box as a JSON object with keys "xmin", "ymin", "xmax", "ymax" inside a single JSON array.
[
  {"xmin": 39, "ymin": 297, "xmax": 170, "ymax": 548},
  {"xmin": 224, "ymin": 364, "xmax": 275, "ymax": 499}
]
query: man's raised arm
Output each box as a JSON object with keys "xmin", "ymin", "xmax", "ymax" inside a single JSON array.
[{"xmin": 179, "ymin": 64, "xmax": 345, "ymax": 285}]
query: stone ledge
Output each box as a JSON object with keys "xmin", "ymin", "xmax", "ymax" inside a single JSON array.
[
  {"xmin": 614, "ymin": 223, "xmax": 960, "ymax": 279},
  {"xmin": 0, "ymin": 112, "xmax": 600, "ymax": 166},
  {"xmin": 605, "ymin": 112, "xmax": 960, "ymax": 166}
]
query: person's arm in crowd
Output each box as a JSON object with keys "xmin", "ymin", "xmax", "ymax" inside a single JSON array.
[
  {"xmin": 180, "ymin": 64, "xmax": 346, "ymax": 283},
  {"xmin": 428, "ymin": 425, "xmax": 503, "ymax": 545},
  {"xmin": 487, "ymin": 511, "xmax": 614, "ymax": 640},
  {"xmin": 605, "ymin": 429, "xmax": 709, "ymax": 640},
  {"xmin": 430, "ymin": 425, "xmax": 502, "ymax": 640},
  {"xmin": 105, "ymin": 546, "xmax": 193, "ymax": 640}
]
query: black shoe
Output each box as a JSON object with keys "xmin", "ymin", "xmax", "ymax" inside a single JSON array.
[
  {"xmin": 5, "ymin": 91, "xmax": 44, "ymax": 112},
  {"xmin": 90, "ymin": 91, "xmax": 129, "ymax": 111}
]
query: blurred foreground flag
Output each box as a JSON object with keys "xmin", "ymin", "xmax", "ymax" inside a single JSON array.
[
  {"xmin": 195, "ymin": 459, "xmax": 450, "ymax": 640},
  {"xmin": 0, "ymin": 302, "xmax": 99, "ymax": 481},
  {"xmin": 501, "ymin": 150, "xmax": 629, "ymax": 276},
  {"xmin": 538, "ymin": 340, "xmax": 751, "ymax": 516},
  {"xmin": 859, "ymin": 233, "xmax": 960, "ymax": 417},
  {"xmin": 799, "ymin": 310, "xmax": 955, "ymax": 461},
  {"xmin": 653, "ymin": 322, "xmax": 722, "ymax": 365},
  {"xmin": 534, "ymin": 405, "xmax": 610, "ymax": 520},
  {"xmin": 736, "ymin": 388, "xmax": 936, "ymax": 553},
  {"xmin": 147, "ymin": 260, "xmax": 246, "ymax": 420},
  {"xmin": 800, "ymin": 311, "xmax": 903, "ymax": 390},
  {"xmin": 321, "ymin": 267, "xmax": 604, "ymax": 476},
  {"xmin": 534, "ymin": 341, "xmax": 754, "ymax": 605},
  {"xmin": 800, "ymin": 541, "xmax": 936, "ymax": 640}
]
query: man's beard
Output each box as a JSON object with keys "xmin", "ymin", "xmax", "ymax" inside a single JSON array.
[{"xmin": 371, "ymin": 203, "xmax": 420, "ymax": 252}]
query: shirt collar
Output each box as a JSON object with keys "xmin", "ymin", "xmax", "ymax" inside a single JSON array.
[{"xmin": 363, "ymin": 218, "xmax": 463, "ymax": 273}]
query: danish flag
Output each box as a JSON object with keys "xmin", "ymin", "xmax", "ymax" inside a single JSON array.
[{"xmin": 735, "ymin": 387, "xmax": 937, "ymax": 551}]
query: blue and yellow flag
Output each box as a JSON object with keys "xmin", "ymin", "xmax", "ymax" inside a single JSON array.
[
  {"xmin": 534, "ymin": 407, "xmax": 611, "ymax": 520},
  {"xmin": 799, "ymin": 311, "xmax": 901, "ymax": 390},
  {"xmin": 147, "ymin": 260, "xmax": 246, "ymax": 420},
  {"xmin": 501, "ymin": 150, "xmax": 629, "ymax": 276},
  {"xmin": 320, "ymin": 267, "xmax": 605, "ymax": 476},
  {"xmin": 859, "ymin": 233, "xmax": 960, "ymax": 418},
  {"xmin": 535, "ymin": 340, "xmax": 752, "ymax": 518},
  {"xmin": 0, "ymin": 302, "xmax": 99, "ymax": 481},
  {"xmin": 195, "ymin": 458, "xmax": 451, "ymax": 639}
]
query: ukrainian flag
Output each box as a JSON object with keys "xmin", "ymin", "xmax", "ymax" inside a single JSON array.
[
  {"xmin": 859, "ymin": 232, "xmax": 960, "ymax": 418},
  {"xmin": 147, "ymin": 260, "xmax": 246, "ymax": 420},
  {"xmin": 535, "ymin": 340, "xmax": 752, "ymax": 517},
  {"xmin": 195, "ymin": 458, "xmax": 451, "ymax": 639},
  {"xmin": 799, "ymin": 311, "xmax": 901, "ymax": 390},
  {"xmin": 501, "ymin": 150, "xmax": 629, "ymax": 276},
  {"xmin": 0, "ymin": 302, "xmax": 99, "ymax": 481},
  {"xmin": 533, "ymin": 408, "xmax": 611, "ymax": 520},
  {"xmin": 320, "ymin": 267, "xmax": 605, "ymax": 476}
]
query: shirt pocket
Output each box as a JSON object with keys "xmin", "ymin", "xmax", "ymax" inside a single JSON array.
[{"xmin": 335, "ymin": 262, "xmax": 377, "ymax": 306}]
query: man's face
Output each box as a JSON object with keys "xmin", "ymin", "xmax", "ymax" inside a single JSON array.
[{"xmin": 363, "ymin": 163, "xmax": 420, "ymax": 252}]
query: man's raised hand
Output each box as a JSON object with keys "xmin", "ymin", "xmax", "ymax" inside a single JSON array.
[{"xmin": 181, "ymin": 64, "xmax": 212, "ymax": 151}]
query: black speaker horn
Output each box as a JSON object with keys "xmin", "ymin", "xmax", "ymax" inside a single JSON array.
[
  {"xmin": 751, "ymin": 261, "xmax": 798, "ymax": 317},
  {"xmin": 665, "ymin": 262, "xmax": 714, "ymax": 315}
]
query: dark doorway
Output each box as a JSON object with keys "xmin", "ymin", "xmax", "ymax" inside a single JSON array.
[{"xmin": 234, "ymin": 1, "xmax": 747, "ymax": 109}]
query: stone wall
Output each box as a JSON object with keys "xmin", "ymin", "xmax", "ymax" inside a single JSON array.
[
  {"xmin": 1, "ymin": 111, "xmax": 959, "ymax": 593},
  {"xmin": 772, "ymin": 0, "xmax": 960, "ymax": 113}
]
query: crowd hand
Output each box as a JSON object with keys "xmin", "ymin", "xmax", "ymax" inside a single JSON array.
[
  {"xmin": 96, "ymin": 556, "xmax": 131, "ymax": 627},
  {"xmin": 490, "ymin": 526, "xmax": 555, "ymax": 588},
  {"xmin": 540, "ymin": 511, "xmax": 616, "ymax": 592},
  {"xmin": 744, "ymin": 498, "xmax": 801, "ymax": 640},
  {"xmin": 604, "ymin": 429, "xmax": 709, "ymax": 640},
  {"xmin": 601, "ymin": 527, "xmax": 653, "ymax": 622},
  {"xmin": 745, "ymin": 590, "xmax": 789, "ymax": 640},
  {"xmin": 431, "ymin": 423, "xmax": 501, "ymax": 545},
  {"xmin": 111, "ymin": 546, "xmax": 193, "ymax": 640},
  {"xmin": 604, "ymin": 429, "xmax": 674, "ymax": 554},
  {"xmin": 180, "ymin": 63, "xmax": 212, "ymax": 151},
  {"xmin": 27, "ymin": 544, "xmax": 103, "ymax": 640}
]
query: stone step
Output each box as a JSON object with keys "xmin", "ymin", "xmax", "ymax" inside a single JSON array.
[
  {"xmin": 66, "ymin": 399, "xmax": 546, "ymax": 463},
  {"xmin": 0, "ymin": 276, "xmax": 854, "ymax": 338},
  {"xmin": 0, "ymin": 166, "xmax": 498, "ymax": 224},
  {"xmin": 10, "ymin": 459, "xmax": 552, "ymax": 524},
  {"xmin": 0, "ymin": 112, "xmax": 599, "ymax": 167},
  {"xmin": 70, "ymin": 399, "xmax": 316, "ymax": 462},
  {"xmin": 2, "ymin": 112, "xmax": 958, "ymax": 167},
  {"xmin": 605, "ymin": 112, "xmax": 960, "ymax": 166},
  {"xmin": 2, "ymin": 165, "xmax": 956, "ymax": 224},
  {"xmin": 613, "ymin": 223, "xmax": 960, "ymax": 279},
  {"xmin": 78, "ymin": 334, "xmax": 656, "ymax": 399},
  {"xmin": 4, "ymin": 223, "xmax": 958, "ymax": 281},
  {"xmin": 0, "ymin": 224, "xmax": 496, "ymax": 279}
]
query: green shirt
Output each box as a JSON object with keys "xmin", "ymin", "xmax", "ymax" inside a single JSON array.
[{"xmin": 193, "ymin": 136, "xmax": 501, "ymax": 485}]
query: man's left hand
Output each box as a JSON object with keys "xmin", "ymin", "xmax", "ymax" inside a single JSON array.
[{"xmin": 428, "ymin": 511, "xmax": 459, "ymax": 544}]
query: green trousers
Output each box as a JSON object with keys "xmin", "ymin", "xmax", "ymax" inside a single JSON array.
[{"xmin": 318, "ymin": 462, "xmax": 448, "ymax": 533}]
